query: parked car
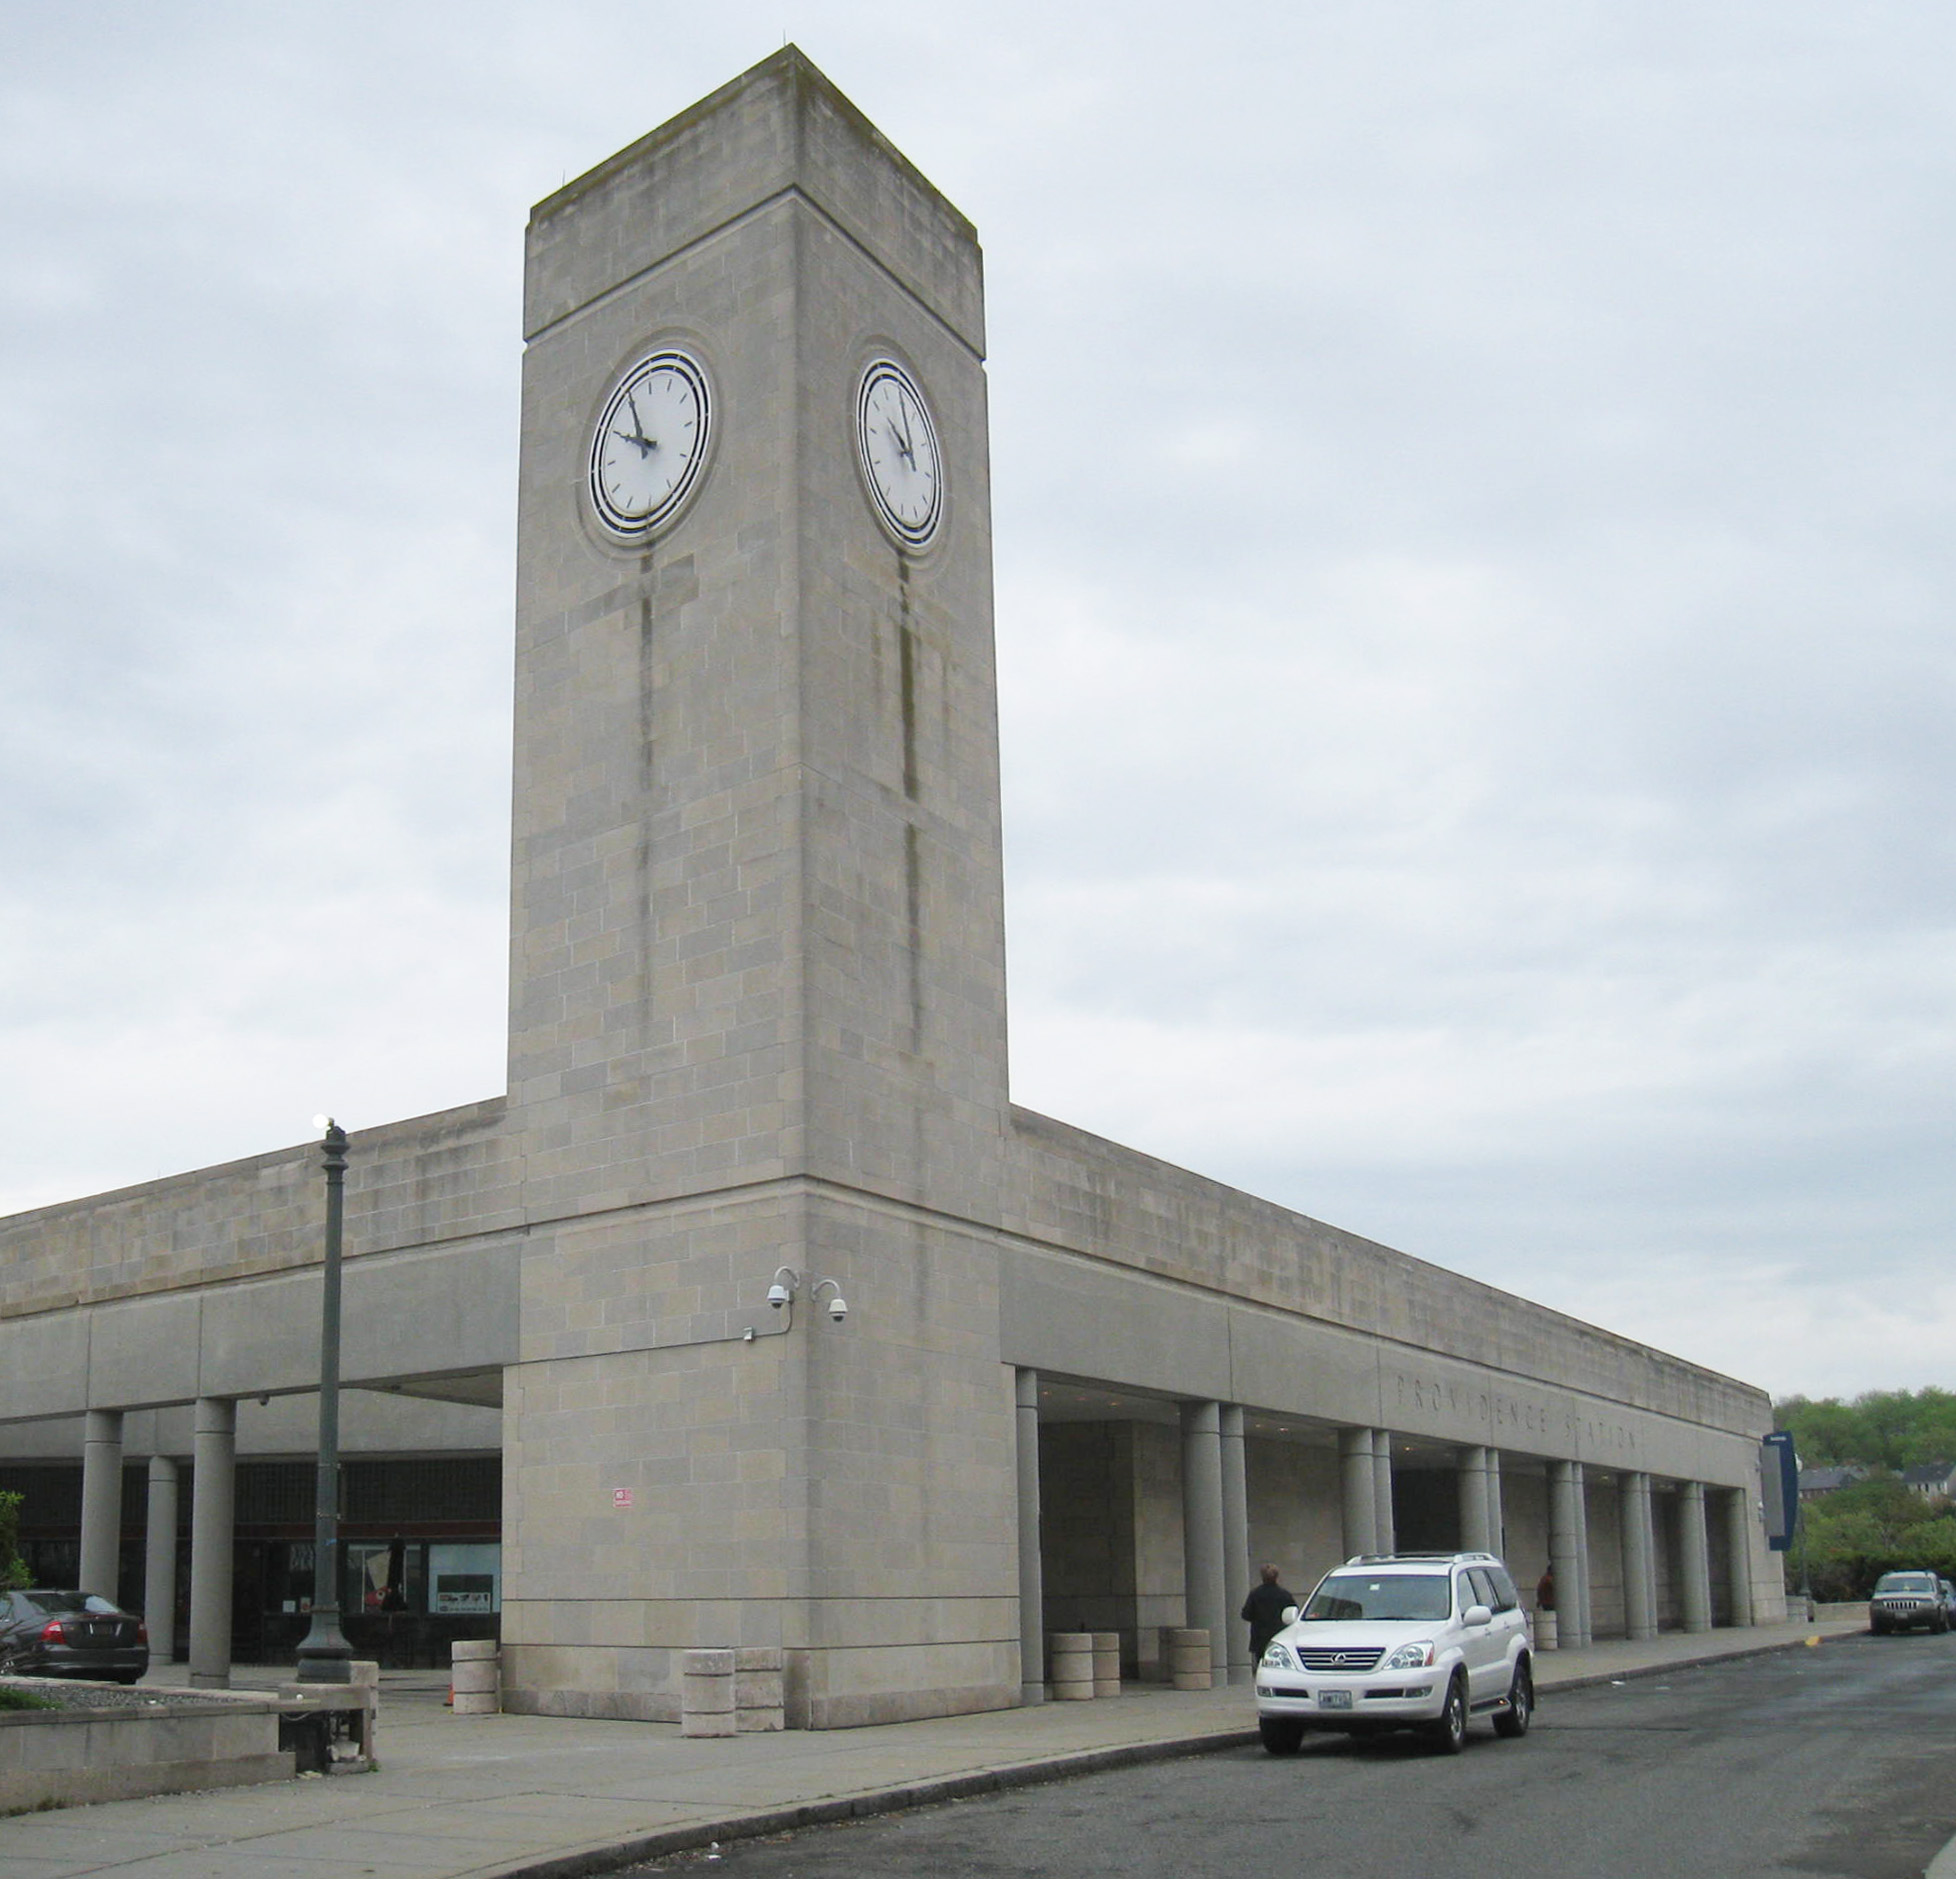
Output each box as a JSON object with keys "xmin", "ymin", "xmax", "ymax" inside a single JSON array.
[
  {"xmin": 1254, "ymin": 1551, "xmax": 1533, "ymax": 1755},
  {"xmin": 1942, "ymin": 1580, "xmax": 1956, "ymax": 1625},
  {"xmin": 0, "ymin": 1590, "xmax": 149, "ymax": 1683},
  {"xmin": 1867, "ymin": 1571, "xmax": 1949, "ymax": 1635}
]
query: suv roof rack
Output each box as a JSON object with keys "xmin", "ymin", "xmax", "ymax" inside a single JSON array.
[{"xmin": 1339, "ymin": 1551, "xmax": 1503, "ymax": 1567}]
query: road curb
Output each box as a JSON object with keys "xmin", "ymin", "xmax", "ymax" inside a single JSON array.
[
  {"xmin": 462, "ymin": 1628, "xmax": 1860, "ymax": 1879},
  {"xmin": 462, "ymin": 1727, "xmax": 1261, "ymax": 1879},
  {"xmin": 1534, "ymin": 1627, "xmax": 1853, "ymax": 1697}
]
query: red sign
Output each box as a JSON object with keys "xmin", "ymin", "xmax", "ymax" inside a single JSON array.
[{"xmin": 612, "ymin": 1488, "xmax": 634, "ymax": 1510}]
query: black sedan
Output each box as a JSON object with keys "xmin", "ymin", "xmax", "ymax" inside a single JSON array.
[{"xmin": 0, "ymin": 1589, "xmax": 149, "ymax": 1683}]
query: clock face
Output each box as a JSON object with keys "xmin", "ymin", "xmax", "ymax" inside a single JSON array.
[
  {"xmin": 589, "ymin": 350, "xmax": 711, "ymax": 537},
  {"xmin": 856, "ymin": 359, "xmax": 942, "ymax": 548}
]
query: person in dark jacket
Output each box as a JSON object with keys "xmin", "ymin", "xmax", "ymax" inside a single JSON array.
[{"xmin": 1242, "ymin": 1563, "xmax": 1297, "ymax": 1666}]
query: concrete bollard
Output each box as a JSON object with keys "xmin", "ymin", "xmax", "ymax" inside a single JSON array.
[
  {"xmin": 1534, "ymin": 1610, "xmax": 1558, "ymax": 1651},
  {"xmin": 1091, "ymin": 1631, "xmax": 1121, "ymax": 1698},
  {"xmin": 734, "ymin": 1646, "xmax": 785, "ymax": 1732},
  {"xmin": 1049, "ymin": 1631, "xmax": 1095, "ymax": 1700},
  {"xmin": 451, "ymin": 1639, "xmax": 500, "ymax": 1716},
  {"xmin": 1168, "ymin": 1627, "xmax": 1212, "ymax": 1691},
  {"xmin": 682, "ymin": 1648, "xmax": 738, "ymax": 1737}
]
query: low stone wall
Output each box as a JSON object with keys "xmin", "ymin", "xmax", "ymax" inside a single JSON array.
[{"xmin": 0, "ymin": 1681, "xmax": 293, "ymax": 1813}]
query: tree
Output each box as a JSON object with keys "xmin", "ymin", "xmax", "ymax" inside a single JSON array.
[
  {"xmin": 0, "ymin": 1490, "xmax": 28, "ymax": 1591},
  {"xmin": 1789, "ymin": 1474, "xmax": 1956, "ymax": 1600},
  {"xmin": 1774, "ymin": 1388, "xmax": 1956, "ymax": 1473}
]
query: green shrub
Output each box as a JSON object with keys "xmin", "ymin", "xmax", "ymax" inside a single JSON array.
[{"xmin": 0, "ymin": 1491, "xmax": 27, "ymax": 1591}]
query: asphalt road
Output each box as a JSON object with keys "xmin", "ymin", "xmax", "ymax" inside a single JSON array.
[{"xmin": 630, "ymin": 1632, "xmax": 1956, "ymax": 1879}]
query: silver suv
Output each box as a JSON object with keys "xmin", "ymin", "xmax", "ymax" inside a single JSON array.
[
  {"xmin": 1868, "ymin": 1570, "xmax": 1950, "ymax": 1635},
  {"xmin": 1254, "ymin": 1552, "xmax": 1533, "ymax": 1755}
]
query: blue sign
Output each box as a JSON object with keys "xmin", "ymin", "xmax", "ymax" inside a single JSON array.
[{"xmin": 1760, "ymin": 1431, "xmax": 1799, "ymax": 1552}]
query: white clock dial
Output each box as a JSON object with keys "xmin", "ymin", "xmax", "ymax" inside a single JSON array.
[
  {"xmin": 856, "ymin": 360, "xmax": 942, "ymax": 547},
  {"xmin": 589, "ymin": 350, "xmax": 711, "ymax": 536}
]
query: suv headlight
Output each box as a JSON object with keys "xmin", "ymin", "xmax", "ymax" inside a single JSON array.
[
  {"xmin": 1385, "ymin": 1641, "xmax": 1435, "ymax": 1670},
  {"xmin": 1261, "ymin": 1641, "xmax": 1296, "ymax": 1671}
]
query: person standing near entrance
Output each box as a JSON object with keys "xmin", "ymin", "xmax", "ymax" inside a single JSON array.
[{"xmin": 1242, "ymin": 1563, "xmax": 1297, "ymax": 1666}]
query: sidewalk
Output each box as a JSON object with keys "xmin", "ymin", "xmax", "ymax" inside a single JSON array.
[{"xmin": 0, "ymin": 1619, "xmax": 1866, "ymax": 1879}]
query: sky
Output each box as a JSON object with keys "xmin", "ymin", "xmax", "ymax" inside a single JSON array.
[{"xmin": 2, "ymin": 2, "xmax": 1950, "ymax": 1403}]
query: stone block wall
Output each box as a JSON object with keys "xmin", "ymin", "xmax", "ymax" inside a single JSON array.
[{"xmin": 0, "ymin": 1100, "xmax": 515, "ymax": 1322}]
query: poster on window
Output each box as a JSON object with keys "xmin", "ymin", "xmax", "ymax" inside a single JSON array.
[{"xmin": 429, "ymin": 1542, "xmax": 501, "ymax": 1614}]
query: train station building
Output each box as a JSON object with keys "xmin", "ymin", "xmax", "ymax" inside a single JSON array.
[{"xmin": 0, "ymin": 50, "xmax": 1785, "ymax": 1726}]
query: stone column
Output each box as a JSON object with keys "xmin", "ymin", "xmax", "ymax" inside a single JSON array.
[
  {"xmin": 1569, "ymin": 1462, "xmax": 1593, "ymax": 1648},
  {"xmin": 1679, "ymin": 1481, "xmax": 1712, "ymax": 1634},
  {"xmin": 79, "ymin": 1409, "xmax": 125, "ymax": 1602},
  {"xmin": 1219, "ymin": 1405, "xmax": 1252, "ymax": 1686},
  {"xmin": 1373, "ymin": 1432, "xmax": 1397, "ymax": 1555},
  {"xmin": 1181, "ymin": 1401, "xmax": 1228, "ymax": 1684},
  {"xmin": 1548, "ymin": 1462, "xmax": 1581, "ymax": 1647},
  {"xmin": 1643, "ymin": 1478, "xmax": 1658, "ymax": 1626},
  {"xmin": 1723, "ymin": 1486, "xmax": 1755, "ymax": 1627},
  {"xmin": 1620, "ymin": 1472, "xmax": 1655, "ymax": 1641},
  {"xmin": 1639, "ymin": 1475, "xmax": 1662, "ymax": 1635},
  {"xmin": 1014, "ymin": 1370, "xmax": 1045, "ymax": 1705},
  {"xmin": 1457, "ymin": 1446, "xmax": 1492, "ymax": 1553},
  {"xmin": 1339, "ymin": 1428, "xmax": 1376, "ymax": 1558},
  {"xmin": 1487, "ymin": 1449, "xmax": 1506, "ymax": 1556},
  {"xmin": 189, "ymin": 1397, "xmax": 236, "ymax": 1688},
  {"xmin": 144, "ymin": 1455, "xmax": 180, "ymax": 1665}
]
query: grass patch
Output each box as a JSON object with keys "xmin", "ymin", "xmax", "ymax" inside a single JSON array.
[{"xmin": 0, "ymin": 1685, "xmax": 58, "ymax": 1712}]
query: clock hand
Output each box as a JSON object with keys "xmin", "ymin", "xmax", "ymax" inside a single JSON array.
[
  {"xmin": 618, "ymin": 393, "xmax": 658, "ymax": 457},
  {"xmin": 892, "ymin": 401, "xmax": 916, "ymax": 469}
]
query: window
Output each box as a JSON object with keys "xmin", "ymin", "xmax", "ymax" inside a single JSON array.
[
  {"xmin": 428, "ymin": 1542, "xmax": 500, "ymax": 1615},
  {"xmin": 1303, "ymin": 1574, "xmax": 1451, "ymax": 1623}
]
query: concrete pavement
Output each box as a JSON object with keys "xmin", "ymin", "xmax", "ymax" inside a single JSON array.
[{"xmin": 0, "ymin": 1620, "xmax": 1869, "ymax": 1879}]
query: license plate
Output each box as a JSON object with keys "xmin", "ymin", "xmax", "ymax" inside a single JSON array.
[{"xmin": 1319, "ymin": 1689, "xmax": 1353, "ymax": 1710}]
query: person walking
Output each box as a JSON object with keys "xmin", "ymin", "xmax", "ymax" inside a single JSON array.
[{"xmin": 1242, "ymin": 1562, "xmax": 1297, "ymax": 1666}]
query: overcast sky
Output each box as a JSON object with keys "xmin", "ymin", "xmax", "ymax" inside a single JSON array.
[{"xmin": 3, "ymin": 2, "xmax": 1950, "ymax": 1402}]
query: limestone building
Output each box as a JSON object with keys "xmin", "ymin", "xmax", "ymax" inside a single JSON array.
[{"xmin": 0, "ymin": 50, "xmax": 1784, "ymax": 1726}]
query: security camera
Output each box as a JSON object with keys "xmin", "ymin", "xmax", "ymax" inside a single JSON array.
[
  {"xmin": 766, "ymin": 1282, "xmax": 792, "ymax": 1310},
  {"xmin": 767, "ymin": 1266, "xmax": 799, "ymax": 1309},
  {"xmin": 811, "ymin": 1277, "xmax": 847, "ymax": 1323},
  {"xmin": 826, "ymin": 1295, "xmax": 848, "ymax": 1324}
]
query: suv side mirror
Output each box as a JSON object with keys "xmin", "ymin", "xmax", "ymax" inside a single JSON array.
[
  {"xmin": 1463, "ymin": 1603, "xmax": 1493, "ymax": 1627},
  {"xmin": 1280, "ymin": 1605, "xmax": 1300, "ymax": 1625}
]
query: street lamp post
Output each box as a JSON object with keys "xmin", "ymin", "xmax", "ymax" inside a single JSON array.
[{"xmin": 295, "ymin": 1117, "xmax": 353, "ymax": 1683}]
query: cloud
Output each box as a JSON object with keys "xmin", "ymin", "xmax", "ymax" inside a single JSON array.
[{"xmin": 2, "ymin": 1, "xmax": 1951, "ymax": 1397}]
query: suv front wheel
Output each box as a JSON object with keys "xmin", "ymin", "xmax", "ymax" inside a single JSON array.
[
  {"xmin": 1429, "ymin": 1673, "xmax": 1468, "ymax": 1754},
  {"xmin": 1259, "ymin": 1716, "xmax": 1305, "ymax": 1756}
]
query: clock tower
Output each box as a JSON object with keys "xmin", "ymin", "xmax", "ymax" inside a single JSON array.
[{"xmin": 499, "ymin": 50, "xmax": 1018, "ymax": 1725}]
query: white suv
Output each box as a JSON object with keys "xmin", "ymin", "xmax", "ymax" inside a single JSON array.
[{"xmin": 1254, "ymin": 1551, "xmax": 1533, "ymax": 1755}]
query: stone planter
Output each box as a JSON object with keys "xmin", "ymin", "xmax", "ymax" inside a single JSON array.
[
  {"xmin": 0, "ymin": 1680, "xmax": 291, "ymax": 1812},
  {"xmin": 1048, "ymin": 1632, "xmax": 1095, "ymax": 1700},
  {"xmin": 451, "ymin": 1639, "xmax": 500, "ymax": 1716},
  {"xmin": 1091, "ymin": 1631, "xmax": 1121, "ymax": 1698},
  {"xmin": 1166, "ymin": 1628, "xmax": 1211, "ymax": 1690}
]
